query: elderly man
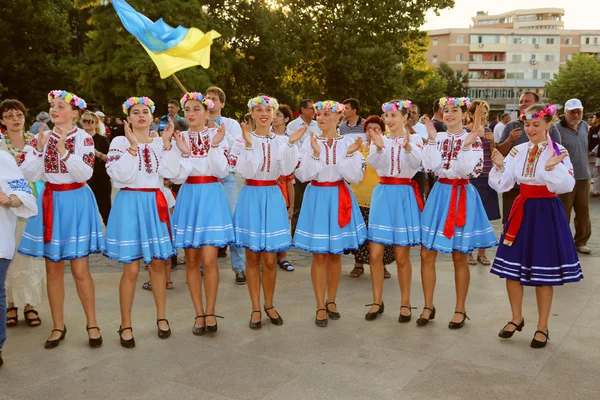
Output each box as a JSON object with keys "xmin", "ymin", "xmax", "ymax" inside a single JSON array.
[
  {"xmin": 555, "ymin": 99, "xmax": 592, "ymax": 254},
  {"xmin": 496, "ymin": 91, "xmax": 562, "ymax": 222}
]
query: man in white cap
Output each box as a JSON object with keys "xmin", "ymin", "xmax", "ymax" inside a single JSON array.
[
  {"xmin": 554, "ymin": 98, "xmax": 592, "ymax": 254},
  {"xmin": 95, "ymin": 110, "xmax": 107, "ymax": 136}
]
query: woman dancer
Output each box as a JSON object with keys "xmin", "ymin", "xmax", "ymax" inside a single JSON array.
[
  {"xmin": 230, "ymin": 95, "xmax": 304, "ymax": 330},
  {"xmin": 19, "ymin": 90, "xmax": 105, "ymax": 348},
  {"xmin": 365, "ymin": 101, "xmax": 424, "ymax": 322},
  {"xmin": 418, "ymin": 97, "xmax": 497, "ymax": 329},
  {"xmin": 295, "ymin": 100, "xmax": 366, "ymax": 327},
  {"xmin": 489, "ymin": 104, "xmax": 582, "ymax": 348},
  {"xmin": 104, "ymin": 96, "xmax": 182, "ymax": 347},
  {"xmin": 169, "ymin": 92, "xmax": 233, "ymax": 335}
]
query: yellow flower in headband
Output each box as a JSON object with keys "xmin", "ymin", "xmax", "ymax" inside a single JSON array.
[
  {"xmin": 247, "ymin": 96, "xmax": 279, "ymax": 111},
  {"xmin": 314, "ymin": 101, "xmax": 345, "ymax": 113},
  {"xmin": 439, "ymin": 97, "xmax": 471, "ymax": 107}
]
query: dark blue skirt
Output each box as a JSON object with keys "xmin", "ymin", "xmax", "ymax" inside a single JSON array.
[
  {"xmin": 491, "ymin": 197, "xmax": 583, "ymax": 286},
  {"xmin": 471, "ymin": 176, "xmax": 500, "ymax": 221}
]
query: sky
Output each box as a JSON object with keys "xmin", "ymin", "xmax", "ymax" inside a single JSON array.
[{"xmin": 421, "ymin": 0, "xmax": 597, "ymax": 31}]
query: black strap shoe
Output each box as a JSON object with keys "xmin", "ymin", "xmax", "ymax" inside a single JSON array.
[
  {"xmin": 365, "ymin": 302, "xmax": 384, "ymax": 321},
  {"xmin": 264, "ymin": 306, "xmax": 283, "ymax": 326},
  {"xmin": 44, "ymin": 325, "xmax": 67, "ymax": 349},
  {"xmin": 325, "ymin": 301, "xmax": 340, "ymax": 320},
  {"xmin": 249, "ymin": 310, "xmax": 262, "ymax": 330},
  {"xmin": 193, "ymin": 315, "xmax": 206, "ymax": 336},
  {"xmin": 157, "ymin": 318, "xmax": 171, "ymax": 339},
  {"xmin": 498, "ymin": 319, "xmax": 525, "ymax": 339},
  {"xmin": 530, "ymin": 330, "xmax": 549, "ymax": 348},
  {"xmin": 118, "ymin": 326, "xmax": 135, "ymax": 348},
  {"xmin": 448, "ymin": 311, "xmax": 470, "ymax": 330},
  {"xmin": 416, "ymin": 307, "xmax": 436, "ymax": 326},
  {"xmin": 86, "ymin": 326, "xmax": 103, "ymax": 348},
  {"xmin": 315, "ymin": 309, "xmax": 328, "ymax": 327},
  {"xmin": 399, "ymin": 306, "xmax": 417, "ymax": 323},
  {"xmin": 205, "ymin": 314, "xmax": 224, "ymax": 333}
]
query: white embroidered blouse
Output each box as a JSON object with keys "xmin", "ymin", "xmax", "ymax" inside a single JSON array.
[
  {"xmin": 296, "ymin": 136, "xmax": 365, "ymax": 184},
  {"xmin": 422, "ymin": 130, "xmax": 484, "ymax": 179},
  {"xmin": 366, "ymin": 134, "xmax": 424, "ymax": 179}
]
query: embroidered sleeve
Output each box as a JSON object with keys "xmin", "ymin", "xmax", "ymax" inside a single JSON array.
[{"xmin": 7, "ymin": 178, "xmax": 33, "ymax": 195}]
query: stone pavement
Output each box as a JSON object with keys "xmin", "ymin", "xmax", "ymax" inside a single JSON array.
[{"xmin": 1, "ymin": 197, "xmax": 599, "ymax": 399}]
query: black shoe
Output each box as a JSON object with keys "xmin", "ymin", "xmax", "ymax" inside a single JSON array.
[
  {"xmin": 498, "ymin": 319, "xmax": 525, "ymax": 339},
  {"xmin": 157, "ymin": 318, "xmax": 171, "ymax": 339},
  {"xmin": 218, "ymin": 247, "xmax": 227, "ymax": 258},
  {"xmin": 448, "ymin": 311, "xmax": 470, "ymax": 329},
  {"xmin": 0, "ymin": 351, "xmax": 3, "ymax": 368},
  {"xmin": 249, "ymin": 310, "xmax": 262, "ymax": 330},
  {"xmin": 416, "ymin": 307, "xmax": 436, "ymax": 326},
  {"xmin": 44, "ymin": 325, "xmax": 67, "ymax": 349},
  {"xmin": 398, "ymin": 306, "xmax": 416, "ymax": 323},
  {"xmin": 365, "ymin": 302, "xmax": 384, "ymax": 321},
  {"xmin": 530, "ymin": 330, "xmax": 549, "ymax": 348},
  {"xmin": 315, "ymin": 309, "xmax": 328, "ymax": 327},
  {"xmin": 192, "ymin": 315, "xmax": 206, "ymax": 336},
  {"xmin": 264, "ymin": 306, "xmax": 283, "ymax": 326},
  {"xmin": 205, "ymin": 314, "xmax": 224, "ymax": 333},
  {"xmin": 235, "ymin": 270, "xmax": 246, "ymax": 285},
  {"xmin": 325, "ymin": 301, "xmax": 340, "ymax": 320},
  {"xmin": 118, "ymin": 326, "xmax": 136, "ymax": 348},
  {"xmin": 86, "ymin": 326, "xmax": 103, "ymax": 348}
]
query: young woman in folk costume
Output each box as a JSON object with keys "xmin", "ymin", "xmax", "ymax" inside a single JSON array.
[
  {"xmin": 294, "ymin": 101, "xmax": 367, "ymax": 327},
  {"xmin": 168, "ymin": 92, "xmax": 233, "ymax": 335},
  {"xmin": 104, "ymin": 97, "xmax": 183, "ymax": 347},
  {"xmin": 418, "ymin": 97, "xmax": 497, "ymax": 329},
  {"xmin": 489, "ymin": 104, "xmax": 582, "ymax": 348},
  {"xmin": 230, "ymin": 96, "xmax": 305, "ymax": 330},
  {"xmin": 18, "ymin": 90, "xmax": 105, "ymax": 349},
  {"xmin": 364, "ymin": 100, "xmax": 424, "ymax": 322}
]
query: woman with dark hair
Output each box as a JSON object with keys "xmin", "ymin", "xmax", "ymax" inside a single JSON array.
[
  {"xmin": 18, "ymin": 90, "xmax": 105, "ymax": 348},
  {"xmin": 363, "ymin": 101, "xmax": 424, "ymax": 322},
  {"xmin": 1, "ymin": 99, "xmax": 46, "ymax": 329}
]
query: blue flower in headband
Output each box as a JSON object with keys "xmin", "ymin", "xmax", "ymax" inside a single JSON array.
[
  {"xmin": 122, "ymin": 96, "xmax": 156, "ymax": 114},
  {"xmin": 180, "ymin": 92, "xmax": 214, "ymax": 109},
  {"xmin": 313, "ymin": 101, "xmax": 345, "ymax": 113},
  {"xmin": 381, "ymin": 100, "xmax": 412, "ymax": 113},
  {"xmin": 48, "ymin": 90, "xmax": 87, "ymax": 110},
  {"xmin": 247, "ymin": 96, "xmax": 279, "ymax": 111}
]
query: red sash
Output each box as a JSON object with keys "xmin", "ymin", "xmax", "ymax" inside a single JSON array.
[
  {"xmin": 378, "ymin": 177, "xmax": 424, "ymax": 211},
  {"xmin": 310, "ymin": 180, "xmax": 352, "ymax": 228},
  {"xmin": 503, "ymin": 184, "xmax": 556, "ymax": 246},
  {"xmin": 245, "ymin": 179, "xmax": 278, "ymax": 186},
  {"xmin": 43, "ymin": 182, "xmax": 86, "ymax": 243},
  {"xmin": 186, "ymin": 176, "xmax": 221, "ymax": 184},
  {"xmin": 437, "ymin": 178, "xmax": 470, "ymax": 239},
  {"xmin": 121, "ymin": 188, "xmax": 171, "ymax": 239}
]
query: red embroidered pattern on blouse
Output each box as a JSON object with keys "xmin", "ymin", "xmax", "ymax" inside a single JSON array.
[
  {"xmin": 82, "ymin": 152, "xmax": 95, "ymax": 169},
  {"xmin": 260, "ymin": 142, "xmax": 272, "ymax": 173},
  {"xmin": 441, "ymin": 136, "xmax": 463, "ymax": 170},
  {"xmin": 189, "ymin": 130, "xmax": 210, "ymax": 157},
  {"xmin": 390, "ymin": 147, "xmax": 395, "ymax": 175},
  {"xmin": 84, "ymin": 137, "xmax": 94, "ymax": 146}
]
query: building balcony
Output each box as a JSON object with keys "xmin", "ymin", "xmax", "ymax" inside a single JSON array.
[
  {"xmin": 469, "ymin": 43, "xmax": 507, "ymax": 52},
  {"xmin": 580, "ymin": 44, "xmax": 600, "ymax": 53},
  {"xmin": 468, "ymin": 61, "xmax": 506, "ymax": 70},
  {"xmin": 468, "ymin": 78, "xmax": 507, "ymax": 87}
]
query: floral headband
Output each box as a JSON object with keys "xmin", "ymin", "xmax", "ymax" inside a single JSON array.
[
  {"xmin": 314, "ymin": 101, "xmax": 345, "ymax": 113},
  {"xmin": 382, "ymin": 100, "xmax": 412, "ymax": 113},
  {"xmin": 520, "ymin": 104, "xmax": 557, "ymax": 121},
  {"xmin": 122, "ymin": 97, "xmax": 156, "ymax": 114},
  {"xmin": 48, "ymin": 90, "xmax": 87, "ymax": 110},
  {"xmin": 180, "ymin": 92, "xmax": 214, "ymax": 109},
  {"xmin": 439, "ymin": 97, "xmax": 471, "ymax": 107},
  {"xmin": 247, "ymin": 96, "xmax": 279, "ymax": 111}
]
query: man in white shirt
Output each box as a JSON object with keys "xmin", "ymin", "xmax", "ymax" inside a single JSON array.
[
  {"xmin": 286, "ymin": 99, "xmax": 321, "ymax": 147},
  {"xmin": 409, "ymin": 104, "xmax": 428, "ymax": 141},
  {"xmin": 205, "ymin": 86, "xmax": 246, "ymax": 285},
  {"xmin": 493, "ymin": 113, "xmax": 511, "ymax": 143}
]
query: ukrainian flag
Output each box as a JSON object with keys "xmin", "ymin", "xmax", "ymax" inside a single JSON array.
[{"xmin": 112, "ymin": 0, "xmax": 220, "ymax": 78}]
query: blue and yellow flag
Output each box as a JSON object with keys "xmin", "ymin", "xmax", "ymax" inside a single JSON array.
[{"xmin": 112, "ymin": 0, "xmax": 220, "ymax": 78}]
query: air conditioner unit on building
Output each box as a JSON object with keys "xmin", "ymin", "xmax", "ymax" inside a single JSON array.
[
  {"xmin": 530, "ymin": 59, "xmax": 537, "ymax": 65},
  {"xmin": 535, "ymin": 44, "xmax": 540, "ymax": 48},
  {"xmin": 484, "ymin": 70, "xmax": 489, "ymax": 75},
  {"xmin": 479, "ymin": 43, "xmax": 484, "ymax": 48}
]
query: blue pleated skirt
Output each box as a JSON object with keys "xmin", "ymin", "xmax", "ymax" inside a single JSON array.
[
  {"xmin": 421, "ymin": 181, "xmax": 498, "ymax": 254},
  {"xmin": 491, "ymin": 197, "xmax": 582, "ymax": 286},
  {"xmin": 104, "ymin": 190, "xmax": 175, "ymax": 263},
  {"xmin": 368, "ymin": 183, "xmax": 421, "ymax": 246},
  {"xmin": 294, "ymin": 183, "xmax": 367, "ymax": 254},
  {"xmin": 172, "ymin": 182, "xmax": 235, "ymax": 249},
  {"xmin": 18, "ymin": 184, "xmax": 105, "ymax": 262},
  {"xmin": 233, "ymin": 185, "xmax": 291, "ymax": 252}
]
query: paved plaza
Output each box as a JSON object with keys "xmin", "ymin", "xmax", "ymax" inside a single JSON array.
[{"xmin": 1, "ymin": 196, "xmax": 599, "ymax": 400}]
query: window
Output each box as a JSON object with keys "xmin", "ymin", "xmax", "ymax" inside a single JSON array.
[
  {"xmin": 512, "ymin": 54, "xmax": 522, "ymax": 62},
  {"xmin": 507, "ymin": 72, "xmax": 525, "ymax": 79},
  {"xmin": 456, "ymin": 53, "xmax": 463, "ymax": 62},
  {"xmin": 456, "ymin": 35, "xmax": 464, "ymax": 44},
  {"xmin": 595, "ymin": 37, "xmax": 599, "ymax": 45},
  {"xmin": 532, "ymin": 37, "xmax": 538, "ymax": 44},
  {"xmin": 545, "ymin": 54, "xmax": 555, "ymax": 62},
  {"xmin": 493, "ymin": 54, "xmax": 499, "ymax": 62},
  {"xmin": 546, "ymin": 38, "xmax": 555, "ymax": 45},
  {"xmin": 470, "ymin": 54, "xmax": 483, "ymax": 62},
  {"xmin": 541, "ymin": 72, "xmax": 551, "ymax": 79},
  {"xmin": 565, "ymin": 37, "xmax": 572, "ymax": 45},
  {"xmin": 533, "ymin": 70, "xmax": 538, "ymax": 79},
  {"xmin": 432, "ymin": 38, "xmax": 438, "ymax": 46},
  {"xmin": 517, "ymin": 15, "xmax": 534, "ymax": 22},
  {"xmin": 432, "ymin": 55, "xmax": 438, "ymax": 64},
  {"xmin": 585, "ymin": 37, "xmax": 590, "ymax": 45},
  {"xmin": 566, "ymin": 54, "xmax": 573, "ymax": 61}
]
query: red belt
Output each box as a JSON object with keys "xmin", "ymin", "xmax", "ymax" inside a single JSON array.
[
  {"xmin": 437, "ymin": 178, "xmax": 470, "ymax": 239},
  {"xmin": 43, "ymin": 182, "xmax": 86, "ymax": 243},
  {"xmin": 186, "ymin": 176, "xmax": 221, "ymax": 184},
  {"xmin": 121, "ymin": 187, "xmax": 171, "ymax": 240},
  {"xmin": 379, "ymin": 177, "xmax": 424, "ymax": 212},
  {"xmin": 310, "ymin": 180, "xmax": 352, "ymax": 228},
  {"xmin": 245, "ymin": 179, "xmax": 278, "ymax": 186},
  {"xmin": 503, "ymin": 184, "xmax": 556, "ymax": 246}
]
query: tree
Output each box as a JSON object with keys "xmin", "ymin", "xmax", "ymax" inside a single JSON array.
[
  {"xmin": 546, "ymin": 54, "xmax": 600, "ymax": 112},
  {"xmin": 437, "ymin": 62, "xmax": 469, "ymax": 98},
  {"xmin": 0, "ymin": 0, "xmax": 78, "ymax": 115}
]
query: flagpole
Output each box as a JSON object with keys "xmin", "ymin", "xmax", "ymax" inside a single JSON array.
[{"xmin": 171, "ymin": 74, "xmax": 187, "ymax": 93}]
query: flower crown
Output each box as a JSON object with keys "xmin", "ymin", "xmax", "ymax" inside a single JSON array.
[
  {"xmin": 122, "ymin": 97, "xmax": 156, "ymax": 114},
  {"xmin": 439, "ymin": 97, "xmax": 471, "ymax": 107},
  {"xmin": 314, "ymin": 101, "xmax": 345, "ymax": 113},
  {"xmin": 48, "ymin": 90, "xmax": 87, "ymax": 110},
  {"xmin": 520, "ymin": 104, "xmax": 557, "ymax": 121},
  {"xmin": 180, "ymin": 92, "xmax": 214, "ymax": 109},
  {"xmin": 247, "ymin": 96, "xmax": 279, "ymax": 111},
  {"xmin": 382, "ymin": 100, "xmax": 412, "ymax": 113}
]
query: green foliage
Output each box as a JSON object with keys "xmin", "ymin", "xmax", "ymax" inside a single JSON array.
[
  {"xmin": 546, "ymin": 54, "xmax": 600, "ymax": 112},
  {"xmin": 436, "ymin": 62, "xmax": 469, "ymax": 98}
]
